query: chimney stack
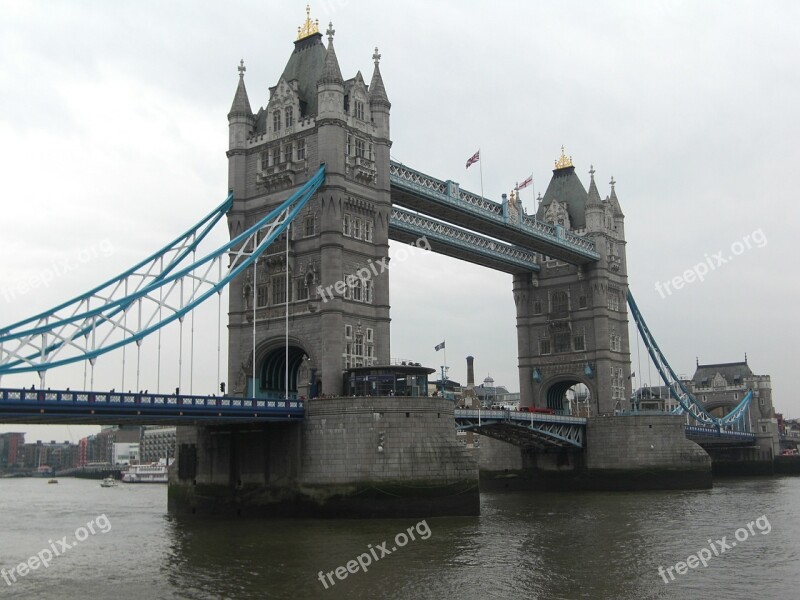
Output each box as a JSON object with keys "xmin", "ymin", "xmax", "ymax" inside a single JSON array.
[{"xmin": 466, "ymin": 356, "xmax": 475, "ymax": 388}]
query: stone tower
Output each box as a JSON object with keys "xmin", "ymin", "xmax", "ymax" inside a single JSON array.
[
  {"xmin": 514, "ymin": 148, "xmax": 631, "ymax": 415},
  {"xmin": 225, "ymin": 12, "xmax": 392, "ymax": 399}
]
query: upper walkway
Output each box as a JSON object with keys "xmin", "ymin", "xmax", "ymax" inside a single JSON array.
[{"xmin": 389, "ymin": 161, "xmax": 600, "ymax": 265}]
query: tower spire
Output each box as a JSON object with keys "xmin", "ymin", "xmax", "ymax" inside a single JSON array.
[
  {"xmin": 317, "ymin": 21, "xmax": 343, "ymax": 85},
  {"xmin": 587, "ymin": 164, "xmax": 602, "ymax": 206},
  {"xmin": 228, "ymin": 59, "xmax": 253, "ymax": 119},
  {"xmin": 369, "ymin": 46, "xmax": 390, "ymax": 108}
]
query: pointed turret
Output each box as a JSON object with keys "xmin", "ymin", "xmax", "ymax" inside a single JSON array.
[
  {"xmin": 227, "ymin": 60, "xmax": 254, "ymax": 199},
  {"xmin": 587, "ymin": 165, "xmax": 602, "ymax": 206},
  {"xmin": 584, "ymin": 164, "xmax": 604, "ymax": 233},
  {"xmin": 228, "ymin": 59, "xmax": 253, "ymax": 120},
  {"xmin": 608, "ymin": 176, "xmax": 624, "ymax": 217},
  {"xmin": 317, "ymin": 23, "xmax": 344, "ymax": 86},
  {"xmin": 368, "ymin": 47, "xmax": 390, "ymax": 109}
]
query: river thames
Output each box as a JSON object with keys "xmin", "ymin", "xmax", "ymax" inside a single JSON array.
[{"xmin": 0, "ymin": 476, "xmax": 797, "ymax": 599}]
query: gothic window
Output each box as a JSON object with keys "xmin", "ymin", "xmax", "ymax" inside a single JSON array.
[
  {"xmin": 260, "ymin": 152, "xmax": 269, "ymax": 171},
  {"xmin": 551, "ymin": 291, "xmax": 569, "ymax": 313},
  {"xmin": 295, "ymin": 278, "xmax": 309, "ymax": 301},
  {"xmin": 345, "ymin": 324, "xmax": 352, "ymax": 338},
  {"xmin": 256, "ymin": 284, "xmax": 268, "ymax": 307},
  {"xmin": 282, "ymin": 144, "xmax": 292, "ymax": 163},
  {"xmin": 573, "ymin": 330, "xmax": 585, "ymax": 351},
  {"xmin": 273, "ymin": 110, "xmax": 281, "ymax": 132},
  {"xmin": 304, "ymin": 215, "xmax": 315, "ymax": 237},
  {"xmin": 355, "ymin": 100, "xmax": 364, "ymax": 121},
  {"xmin": 364, "ymin": 220, "xmax": 373, "ymax": 242},
  {"xmin": 352, "ymin": 278, "xmax": 363, "ymax": 301},
  {"xmin": 579, "ymin": 294, "xmax": 587, "ymax": 309},
  {"xmin": 366, "ymin": 328, "xmax": 374, "ymax": 343},
  {"xmin": 271, "ymin": 274, "xmax": 287, "ymax": 304},
  {"xmin": 343, "ymin": 214, "xmax": 351, "ymax": 236},
  {"xmin": 607, "ymin": 287, "xmax": 620, "ymax": 311},
  {"xmin": 553, "ymin": 331, "xmax": 571, "ymax": 353},
  {"xmin": 533, "ymin": 298, "xmax": 542, "ymax": 314},
  {"xmin": 540, "ymin": 338, "xmax": 551, "ymax": 355},
  {"xmin": 355, "ymin": 138, "xmax": 365, "ymax": 158},
  {"xmin": 365, "ymin": 279, "xmax": 373, "ymax": 303},
  {"xmin": 354, "ymin": 334, "xmax": 364, "ymax": 357},
  {"xmin": 610, "ymin": 330, "xmax": 621, "ymax": 352},
  {"xmin": 353, "ymin": 218, "xmax": 362, "ymax": 239},
  {"xmin": 344, "ymin": 278, "xmax": 351, "ymax": 300},
  {"xmin": 271, "ymin": 146, "xmax": 279, "ymax": 166},
  {"xmin": 296, "ymin": 138, "xmax": 306, "ymax": 160},
  {"xmin": 346, "ymin": 134, "xmax": 352, "ymax": 156},
  {"xmin": 284, "ymin": 106, "xmax": 293, "ymax": 128},
  {"xmin": 368, "ymin": 143, "xmax": 373, "ymax": 160}
]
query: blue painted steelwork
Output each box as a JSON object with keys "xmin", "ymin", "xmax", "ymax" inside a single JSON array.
[
  {"xmin": 389, "ymin": 161, "xmax": 599, "ymax": 262},
  {"xmin": 388, "ymin": 207, "xmax": 540, "ymax": 273},
  {"xmin": 0, "ymin": 166, "xmax": 326, "ymax": 375},
  {"xmin": 0, "ymin": 387, "xmax": 304, "ymax": 424},
  {"xmin": 685, "ymin": 425, "xmax": 756, "ymax": 443},
  {"xmin": 454, "ymin": 408, "xmax": 586, "ymax": 449},
  {"xmin": 627, "ymin": 290, "xmax": 753, "ymax": 427}
]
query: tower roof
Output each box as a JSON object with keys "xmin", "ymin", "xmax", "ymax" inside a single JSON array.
[
  {"xmin": 692, "ymin": 361, "xmax": 753, "ymax": 385},
  {"xmin": 368, "ymin": 47, "xmax": 390, "ymax": 108},
  {"xmin": 277, "ymin": 8, "xmax": 328, "ymax": 117},
  {"xmin": 538, "ymin": 146, "xmax": 588, "ymax": 228},
  {"xmin": 228, "ymin": 59, "xmax": 253, "ymax": 119}
]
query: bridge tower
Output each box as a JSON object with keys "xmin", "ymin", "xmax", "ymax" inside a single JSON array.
[
  {"xmin": 226, "ymin": 13, "xmax": 392, "ymax": 399},
  {"xmin": 514, "ymin": 149, "xmax": 631, "ymax": 415}
]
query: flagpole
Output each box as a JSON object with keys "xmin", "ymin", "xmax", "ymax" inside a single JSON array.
[{"xmin": 478, "ymin": 148, "xmax": 484, "ymax": 199}]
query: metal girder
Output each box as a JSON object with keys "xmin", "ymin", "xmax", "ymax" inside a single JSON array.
[
  {"xmin": 455, "ymin": 409, "xmax": 585, "ymax": 450},
  {"xmin": 389, "ymin": 207, "xmax": 539, "ymax": 273},
  {"xmin": 627, "ymin": 290, "xmax": 754, "ymax": 428},
  {"xmin": 389, "ymin": 161, "xmax": 599, "ymax": 264},
  {"xmin": 0, "ymin": 166, "xmax": 326, "ymax": 375}
]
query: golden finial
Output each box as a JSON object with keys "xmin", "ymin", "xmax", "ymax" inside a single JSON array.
[
  {"xmin": 554, "ymin": 145, "xmax": 574, "ymax": 169},
  {"xmin": 296, "ymin": 4, "xmax": 320, "ymax": 40}
]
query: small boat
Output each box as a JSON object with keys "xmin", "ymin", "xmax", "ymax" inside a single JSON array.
[
  {"xmin": 47, "ymin": 479, "xmax": 58, "ymax": 484},
  {"xmin": 100, "ymin": 477, "xmax": 118, "ymax": 488}
]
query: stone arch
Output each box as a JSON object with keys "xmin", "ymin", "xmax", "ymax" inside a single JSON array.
[{"xmin": 541, "ymin": 374, "xmax": 594, "ymax": 414}]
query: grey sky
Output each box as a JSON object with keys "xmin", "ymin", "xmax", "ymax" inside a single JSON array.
[{"xmin": 1, "ymin": 0, "xmax": 797, "ymax": 443}]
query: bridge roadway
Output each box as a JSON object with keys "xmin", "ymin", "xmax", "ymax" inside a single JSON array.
[
  {"xmin": 0, "ymin": 388, "xmax": 304, "ymax": 425},
  {"xmin": 0, "ymin": 389, "xmax": 756, "ymax": 449},
  {"xmin": 389, "ymin": 161, "xmax": 600, "ymax": 265}
]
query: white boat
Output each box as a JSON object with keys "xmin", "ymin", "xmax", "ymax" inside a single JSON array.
[
  {"xmin": 100, "ymin": 477, "xmax": 117, "ymax": 487},
  {"xmin": 121, "ymin": 462, "xmax": 170, "ymax": 483}
]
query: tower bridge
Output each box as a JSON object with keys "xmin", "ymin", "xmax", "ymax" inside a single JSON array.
[{"xmin": 0, "ymin": 8, "xmax": 780, "ymax": 516}]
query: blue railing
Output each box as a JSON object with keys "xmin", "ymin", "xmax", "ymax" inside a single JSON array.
[
  {"xmin": 685, "ymin": 425, "xmax": 756, "ymax": 442},
  {"xmin": 0, "ymin": 388, "xmax": 305, "ymax": 421}
]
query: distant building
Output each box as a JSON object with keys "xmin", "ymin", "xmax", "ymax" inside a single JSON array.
[
  {"xmin": 113, "ymin": 442, "xmax": 140, "ymax": 466},
  {"xmin": 140, "ymin": 427, "xmax": 176, "ymax": 463},
  {"xmin": 0, "ymin": 432, "xmax": 25, "ymax": 471},
  {"xmin": 22, "ymin": 440, "xmax": 79, "ymax": 471}
]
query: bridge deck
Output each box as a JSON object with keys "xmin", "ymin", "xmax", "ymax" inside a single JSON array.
[{"xmin": 0, "ymin": 388, "xmax": 304, "ymax": 425}]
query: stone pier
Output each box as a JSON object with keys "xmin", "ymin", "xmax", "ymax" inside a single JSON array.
[{"xmin": 168, "ymin": 397, "xmax": 479, "ymax": 518}]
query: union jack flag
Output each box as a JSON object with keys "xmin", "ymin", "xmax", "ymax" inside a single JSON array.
[{"xmin": 465, "ymin": 150, "xmax": 480, "ymax": 169}]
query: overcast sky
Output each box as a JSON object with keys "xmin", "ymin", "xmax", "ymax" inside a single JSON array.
[{"xmin": 1, "ymin": 0, "xmax": 798, "ymax": 443}]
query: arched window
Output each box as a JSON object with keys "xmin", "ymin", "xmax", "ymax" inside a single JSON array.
[
  {"xmin": 551, "ymin": 291, "xmax": 569, "ymax": 313},
  {"xmin": 273, "ymin": 110, "xmax": 281, "ymax": 132},
  {"xmin": 285, "ymin": 106, "xmax": 293, "ymax": 128}
]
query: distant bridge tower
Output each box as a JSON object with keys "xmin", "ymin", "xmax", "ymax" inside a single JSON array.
[
  {"xmin": 226, "ymin": 11, "xmax": 392, "ymax": 398},
  {"xmin": 514, "ymin": 148, "xmax": 631, "ymax": 415}
]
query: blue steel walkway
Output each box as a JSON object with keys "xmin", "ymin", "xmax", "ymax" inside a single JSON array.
[{"xmin": 0, "ymin": 388, "xmax": 304, "ymax": 425}]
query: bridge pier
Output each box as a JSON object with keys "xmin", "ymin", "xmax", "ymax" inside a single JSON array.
[
  {"xmin": 168, "ymin": 397, "xmax": 479, "ymax": 518},
  {"xmin": 476, "ymin": 415, "xmax": 712, "ymax": 491}
]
